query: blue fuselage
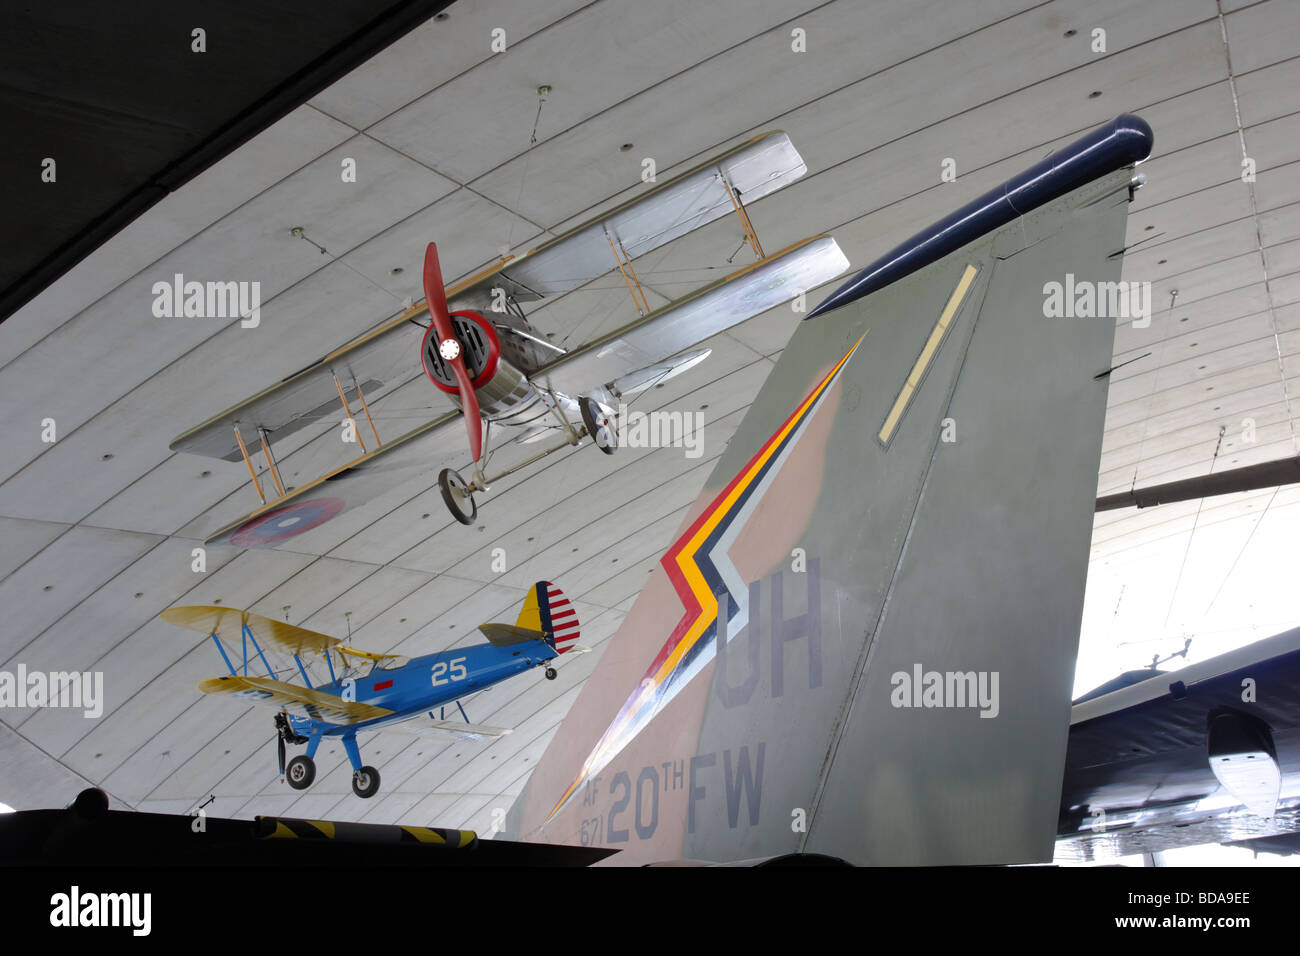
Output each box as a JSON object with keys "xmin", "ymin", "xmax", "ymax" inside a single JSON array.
[{"xmin": 287, "ymin": 638, "xmax": 557, "ymax": 738}]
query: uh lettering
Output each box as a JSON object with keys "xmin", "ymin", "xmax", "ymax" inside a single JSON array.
[{"xmin": 714, "ymin": 557, "xmax": 822, "ymax": 708}]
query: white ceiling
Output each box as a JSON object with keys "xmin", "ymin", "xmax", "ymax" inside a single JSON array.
[{"xmin": 2, "ymin": 0, "xmax": 1298, "ymax": 841}]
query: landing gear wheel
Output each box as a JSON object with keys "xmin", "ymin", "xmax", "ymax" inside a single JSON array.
[
  {"xmin": 352, "ymin": 766, "xmax": 381, "ymax": 798},
  {"xmin": 580, "ymin": 396, "xmax": 618, "ymax": 455},
  {"xmin": 285, "ymin": 755, "xmax": 315, "ymax": 790},
  {"xmin": 438, "ymin": 468, "xmax": 477, "ymax": 525},
  {"xmin": 545, "ymin": 667, "xmax": 558, "ymax": 680}
]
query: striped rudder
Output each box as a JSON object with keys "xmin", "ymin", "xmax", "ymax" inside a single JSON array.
[{"xmin": 518, "ymin": 581, "xmax": 580, "ymax": 654}]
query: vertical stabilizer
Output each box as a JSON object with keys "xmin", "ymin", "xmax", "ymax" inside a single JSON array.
[{"xmin": 507, "ymin": 116, "xmax": 1153, "ymax": 864}]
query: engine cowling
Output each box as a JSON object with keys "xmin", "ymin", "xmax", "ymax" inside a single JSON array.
[{"xmin": 420, "ymin": 310, "xmax": 532, "ymax": 417}]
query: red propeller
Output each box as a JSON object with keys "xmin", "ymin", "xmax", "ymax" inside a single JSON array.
[{"xmin": 423, "ymin": 242, "xmax": 483, "ymax": 462}]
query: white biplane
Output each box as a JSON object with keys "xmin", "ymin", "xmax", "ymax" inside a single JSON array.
[{"xmin": 171, "ymin": 132, "xmax": 848, "ymax": 546}]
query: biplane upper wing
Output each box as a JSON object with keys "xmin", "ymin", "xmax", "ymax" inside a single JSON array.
[
  {"xmin": 197, "ymin": 674, "xmax": 393, "ymax": 725},
  {"xmin": 161, "ymin": 605, "xmax": 343, "ymax": 655},
  {"xmin": 497, "ymin": 130, "xmax": 807, "ymax": 297},
  {"xmin": 170, "ymin": 131, "xmax": 808, "ymax": 462}
]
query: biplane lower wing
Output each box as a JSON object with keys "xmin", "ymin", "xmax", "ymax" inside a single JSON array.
[
  {"xmin": 534, "ymin": 235, "xmax": 848, "ymax": 399},
  {"xmin": 609, "ymin": 347, "xmax": 712, "ymax": 399},
  {"xmin": 204, "ymin": 411, "xmax": 463, "ymax": 548},
  {"xmin": 198, "ymin": 675, "xmax": 392, "ymax": 725}
]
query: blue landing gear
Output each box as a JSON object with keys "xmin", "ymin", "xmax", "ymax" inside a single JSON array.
[
  {"xmin": 352, "ymin": 766, "xmax": 381, "ymax": 798},
  {"xmin": 342, "ymin": 733, "xmax": 381, "ymax": 799}
]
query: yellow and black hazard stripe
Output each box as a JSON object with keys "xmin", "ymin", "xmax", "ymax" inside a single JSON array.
[{"xmin": 254, "ymin": 816, "xmax": 477, "ymax": 849}]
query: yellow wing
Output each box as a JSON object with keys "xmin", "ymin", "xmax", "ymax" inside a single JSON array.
[
  {"xmin": 198, "ymin": 675, "xmax": 391, "ymax": 725},
  {"xmin": 160, "ymin": 606, "xmax": 341, "ymax": 656}
]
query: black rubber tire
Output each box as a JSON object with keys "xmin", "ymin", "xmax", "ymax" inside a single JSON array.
[
  {"xmin": 545, "ymin": 667, "xmax": 558, "ymax": 680},
  {"xmin": 579, "ymin": 396, "xmax": 617, "ymax": 455},
  {"xmin": 352, "ymin": 766, "xmax": 381, "ymax": 799},
  {"xmin": 438, "ymin": 468, "xmax": 477, "ymax": 525},
  {"xmin": 286, "ymin": 755, "xmax": 316, "ymax": 790}
]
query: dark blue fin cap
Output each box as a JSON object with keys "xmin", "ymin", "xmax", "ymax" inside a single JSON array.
[{"xmin": 807, "ymin": 113, "xmax": 1154, "ymax": 319}]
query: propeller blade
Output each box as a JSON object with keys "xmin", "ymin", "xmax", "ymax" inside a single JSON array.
[
  {"xmin": 277, "ymin": 732, "xmax": 286, "ymax": 777},
  {"xmin": 423, "ymin": 242, "xmax": 452, "ymax": 339},
  {"xmin": 424, "ymin": 242, "xmax": 484, "ymax": 462},
  {"xmin": 452, "ymin": 360, "xmax": 483, "ymax": 461}
]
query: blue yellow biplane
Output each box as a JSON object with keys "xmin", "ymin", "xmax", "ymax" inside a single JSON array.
[{"xmin": 160, "ymin": 582, "xmax": 580, "ymax": 798}]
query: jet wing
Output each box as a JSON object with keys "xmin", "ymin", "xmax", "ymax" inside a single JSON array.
[
  {"xmin": 1056, "ymin": 626, "xmax": 1300, "ymax": 861},
  {"xmin": 197, "ymin": 675, "xmax": 392, "ymax": 725}
]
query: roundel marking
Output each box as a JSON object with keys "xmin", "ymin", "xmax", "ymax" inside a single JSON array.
[{"xmin": 230, "ymin": 497, "xmax": 346, "ymax": 546}]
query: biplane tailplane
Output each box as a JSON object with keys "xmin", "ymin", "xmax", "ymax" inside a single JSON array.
[{"xmin": 519, "ymin": 582, "xmax": 580, "ymax": 654}]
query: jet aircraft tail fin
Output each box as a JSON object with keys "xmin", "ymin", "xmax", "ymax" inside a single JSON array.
[{"xmin": 505, "ymin": 115, "xmax": 1155, "ymax": 865}]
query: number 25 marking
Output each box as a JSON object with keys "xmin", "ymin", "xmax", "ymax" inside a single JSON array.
[{"xmin": 432, "ymin": 656, "xmax": 468, "ymax": 686}]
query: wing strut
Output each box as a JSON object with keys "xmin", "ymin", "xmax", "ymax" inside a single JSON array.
[
  {"xmin": 231, "ymin": 424, "xmax": 266, "ymax": 504},
  {"xmin": 257, "ymin": 428, "xmax": 286, "ymax": 497},
  {"xmin": 350, "ymin": 373, "xmax": 382, "ymax": 448},
  {"xmin": 605, "ymin": 229, "xmax": 651, "ymax": 316},
  {"xmin": 720, "ymin": 170, "xmax": 764, "ymax": 259},
  {"xmin": 332, "ymin": 372, "xmax": 368, "ymax": 453}
]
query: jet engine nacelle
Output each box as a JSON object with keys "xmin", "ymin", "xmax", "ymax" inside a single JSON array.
[{"xmin": 420, "ymin": 310, "xmax": 532, "ymax": 417}]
